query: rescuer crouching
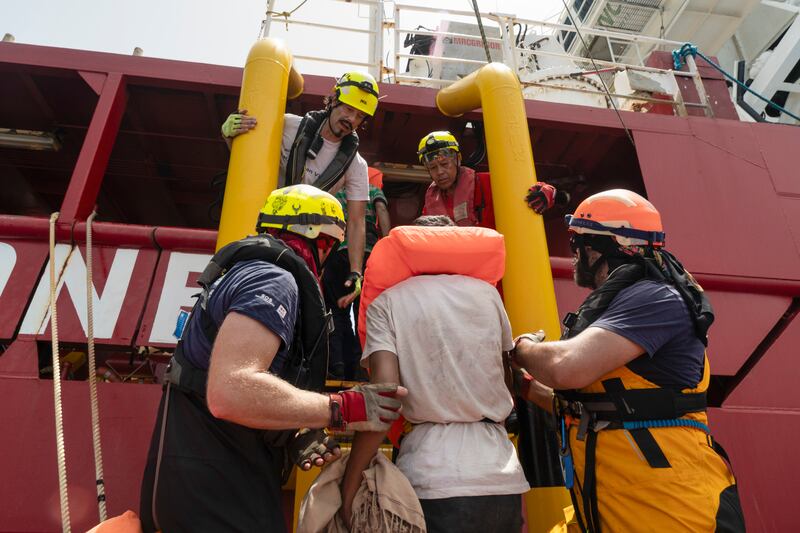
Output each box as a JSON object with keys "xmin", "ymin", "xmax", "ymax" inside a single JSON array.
[
  {"xmin": 512, "ymin": 189, "xmax": 745, "ymax": 532},
  {"xmin": 139, "ymin": 185, "xmax": 406, "ymax": 533}
]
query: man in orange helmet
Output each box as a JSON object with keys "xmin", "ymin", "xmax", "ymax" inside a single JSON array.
[{"xmin": 513, "ymin": 189, "xmax": 745, "ymax": 532}]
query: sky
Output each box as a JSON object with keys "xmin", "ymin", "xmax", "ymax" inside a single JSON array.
[{"xmin": 1, "ymin": 0, "xmax": 565, "ymax": 75}]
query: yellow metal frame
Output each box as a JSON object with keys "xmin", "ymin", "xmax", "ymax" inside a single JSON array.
[
  {"xmin": 216, "ymin": 38, "xmax": 304, "ymax": 250},
  {"xmin": 438, "ymin": 63, "xmax": 568, "ymax": 532},
  {"xmin": 436, "ymin": 62, "xmax": 561, "ymax": 338}
]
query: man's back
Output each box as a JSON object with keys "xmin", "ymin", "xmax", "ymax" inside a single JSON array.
[
  {"xmin": 365, "ymin": 274, "xmax": 512, "ymax": 423},
  {"xmin": 363, "ymin": 274, "xmax": 528, "ymax": 499}
]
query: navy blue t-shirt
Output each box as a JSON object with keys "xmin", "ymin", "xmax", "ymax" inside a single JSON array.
[
  {"xmin": 180, "ymin": 260, "xmax": 298, "ymax": 374},
  {"xmin": 591, "ymin": 279, "xmax": 705, "ymax": 389}
]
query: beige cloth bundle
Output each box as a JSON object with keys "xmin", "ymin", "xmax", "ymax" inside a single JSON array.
[{"xmin": 297, "ymin": 451, "xmax": 426, "ymax": 533}]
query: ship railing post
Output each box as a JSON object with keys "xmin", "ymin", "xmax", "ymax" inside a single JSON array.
[
  {"xmin": 368, "ymin": 1, "xmax": 384, "ymax": 80},
  {"xmin": 393, "ymin": 4, "xmax": 401, "ymax": 82},
  {"xmin": 685, "ymin": 53, "xmax": 714, "ymax": 118},
  {"xmin": 494, "ymin": 14, "xmax": 519, "ymax": 73}
]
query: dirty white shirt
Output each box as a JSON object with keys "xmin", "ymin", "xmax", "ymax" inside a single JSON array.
[
  {"xmin": 279, "ymin": 113, "xmax": 369, "ymax": 201},
  {"xmin": 362, "ymin": 275, "xmax": 530, "ymax": 499}
]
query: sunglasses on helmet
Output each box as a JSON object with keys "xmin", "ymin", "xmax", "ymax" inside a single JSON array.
[
  {"xmin": 338, "ymin": 80, "xmax": 379, "ymax": 98},
  {"xmin": 421, "ymin": 147, "xmax": 458, "ymax": 164}
]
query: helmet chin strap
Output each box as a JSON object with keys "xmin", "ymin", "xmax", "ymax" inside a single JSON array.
[
  {"xmin": 574, "ymin": 235, "xmax": 633, "ymax": 289},
  {"xmin": 575, "ymin": 244, "xmax": 606, "ymax": 289}
]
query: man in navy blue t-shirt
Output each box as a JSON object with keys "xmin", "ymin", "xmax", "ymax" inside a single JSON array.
[
  {"xmin": 140, "ymin": 185, "xmax": 406, "ymax": 533},
  {"xmin": 513, "ymin": 189, "xmax": 744, "ymax": 532}
]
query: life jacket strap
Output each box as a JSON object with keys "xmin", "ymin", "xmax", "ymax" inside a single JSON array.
[{"xmin": 163, "ymin": 344, "xmax": 207, "ymax": 399}]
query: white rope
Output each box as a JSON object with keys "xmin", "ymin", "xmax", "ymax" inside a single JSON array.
[
  {"xmin": 85, "ymin": 211, "xmax": 107, "ymax": 522},
  {"xmin": 49, "ymin": 212, "xmax": 71, "ymax": 533}
]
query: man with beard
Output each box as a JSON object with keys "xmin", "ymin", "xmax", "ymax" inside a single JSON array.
[
  {"xmin": 222, "ymin": 72, "xmax": 380, "ymax": 308},
  {"xmin": 513, "ymin": 189, "xmax": 744, "ymax": 532},
  {"xmin": 140, "ymin": 185, "xmax": 405, "ymax": 533}
]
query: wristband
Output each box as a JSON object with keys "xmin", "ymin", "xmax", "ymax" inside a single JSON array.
[{"xmin": 329, "ymin": 393, "xmax": 344, "ymax": 430}]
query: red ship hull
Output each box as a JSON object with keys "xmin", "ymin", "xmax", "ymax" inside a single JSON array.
[{"xmin": 1, "ymin": 42, "xmax": 798, "ymax": 532}]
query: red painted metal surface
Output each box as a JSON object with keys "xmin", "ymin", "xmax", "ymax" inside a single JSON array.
[
  {"xmin": 60, "ymin": 73, "xmax": 127, "ymax": 222},
  {"xmin": 0, "ymin": 42, "xmax": 243, "ymax": 91},
  {"xmin": 0, "ymin": 214, "xmax": 217, "ymax": 251},
  {"xmin": 633, "ymin": 125, "xmax": 800, "ymax": 280},
  {"xmin": 708, "ymin": 407, "xmax": 799, "ymax": 533},
  {"xmin": 0, "ymin": 379, "xmax": 160, "ymax": 533},
  {"xmin": 725, "ymin": 308, "xmax": 800, "ymax": 410},
  {"xmin": 0, "ymin": 241, "xmax": 49, "ymax": 340}
]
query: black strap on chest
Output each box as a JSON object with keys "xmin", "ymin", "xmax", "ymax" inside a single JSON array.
[
  {"xmin": 561, "ymin": 251, "xmax": 714, "ymax": 345},
  {"xmin": 285, "ymin": 110, "xmax": 359, "ymax": 192},
  {"xmin": 166, "ymin": 233, "xmax": 329, "ymax": 404}
]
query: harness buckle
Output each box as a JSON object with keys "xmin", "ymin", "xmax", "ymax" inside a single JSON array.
[
  {"xmin": 164, "ymin": 358, "xmax": 182, "ymax": 387},
  {"xmin": 576, "ymin": 406, "xmax": 592, "ymax": 441}
]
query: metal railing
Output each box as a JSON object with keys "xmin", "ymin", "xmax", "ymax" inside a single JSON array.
[{"xmin": 264, "ymin": 0, "xmax": 714, "ymax": 117}]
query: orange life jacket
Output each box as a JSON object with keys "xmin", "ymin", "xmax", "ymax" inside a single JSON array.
[{"xmin": 357, "ymin": 225, "xmax": 506, "ymax": 347}]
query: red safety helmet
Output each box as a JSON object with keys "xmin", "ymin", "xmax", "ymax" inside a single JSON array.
[{"xmin": 565, "ymin": 189, "xmax": 665, "ymax": 248}]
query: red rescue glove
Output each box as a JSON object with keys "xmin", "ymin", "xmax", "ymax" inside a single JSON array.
[
  {"xmin": 329, "ymin": 383, "xmax": 405, "ymax": 432},
  {"xmin": 526, "ymin": 183, "xmax": 570, "ymax": 214},
  {"xmin": 512, "ymin": 366, "xmax": 535, "ymax": 400}
]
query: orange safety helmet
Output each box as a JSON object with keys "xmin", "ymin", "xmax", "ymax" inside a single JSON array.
[{"xmin": 565, "ymin": 189, "xmax": 665, "ymax": 248}]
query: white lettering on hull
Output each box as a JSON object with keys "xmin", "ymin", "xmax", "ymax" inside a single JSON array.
[
  {"xmin": 19, "ymin": 246, "xmax": 139, "ymax": 338},
  {"xmin": 0, "ymin": 242, "xmax": 17, "ymax": 300},
  {"xmin": 148, "ymin": 252, "xmax": 211, "ymax": 344}
]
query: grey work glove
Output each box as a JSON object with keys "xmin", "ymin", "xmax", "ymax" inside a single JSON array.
[
  {"xmin": 514, "ymin": 330, "xmax": 546, "ymax": 347},
  {"xmin": 329, "ymin": 382, "xmax": 406, "ymax": 432},
  {"xmin": 287, "ymin": 428, "xmax": 341, "ymax": 471}
]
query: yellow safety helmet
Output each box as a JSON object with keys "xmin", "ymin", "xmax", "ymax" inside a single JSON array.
[
  {"xmin": 334, "ymin": 72, "xmax": 379, "ymax": 117},
  {"xmin": 257, "ymin": 184, "xmax": 346, "ymax": 242},
  {"xmin": 417, "ymin": 131, "xmax": 460, "ymax": 163}
]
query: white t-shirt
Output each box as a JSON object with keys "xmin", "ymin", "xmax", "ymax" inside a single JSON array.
[
  {"xmin": 362, "ymin": 275, "xmax": 530, "ymax": 500},
  {"xmin": 279, "ymin": 113, "xmax": 369, "ymax": 202}
]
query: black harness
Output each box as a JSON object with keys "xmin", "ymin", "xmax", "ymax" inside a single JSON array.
[
  {"xmin": 556, "ymin": 252, "xmax": 717, "ymax": 533},
  {"xmin": 285, "ymin": 109, "xmax": 359, "ymax": 192},
  {"xmin": 166, "ymin": 233, "xmax": 330, "ymax": 445}
]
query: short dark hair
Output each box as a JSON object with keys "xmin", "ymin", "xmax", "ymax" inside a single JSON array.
[{"xmin": 413, "ymin": 215, "xmax": 455, "ymax": 227}]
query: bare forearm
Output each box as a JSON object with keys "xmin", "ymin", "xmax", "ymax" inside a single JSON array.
[
  {"xmin": 376, "ymin": 202, "xmax": 391, "ymax": 237},
  {"xmin": 341, "ymin": 350, "xmax": 400, "ymax": 518},
  {"xmin": 527, "ymin": 380, "xmax": 555, "ymax": 413},
  {"xmin": 347, "ymin": 217, "xmax": 365, "ymax": 273},
  {"xmin": 341, "ymin": 430, "xmax": 386, "ymax": 509},
  {"xmin": 515, "ymin": 326, "xmax": 647, "ymax": 390},
  {"xmin": 515, "ymin": 339, "xmax": 572, "ymax": 390},
  {"xmin": 208, "ymin": 370, "xmax": 330, "ymax": 430}
]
